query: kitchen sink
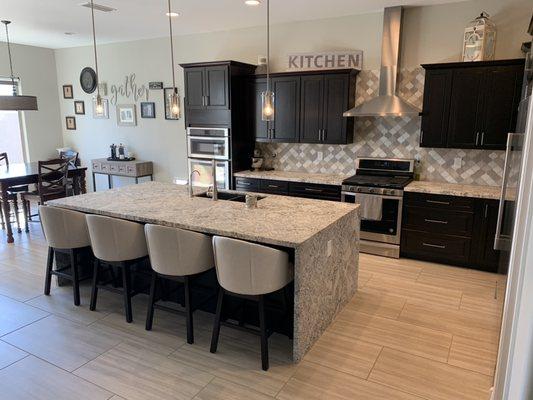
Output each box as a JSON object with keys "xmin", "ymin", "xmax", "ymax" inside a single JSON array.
[{"xmin": 194, "ymin": 191, "xmax": 265, "ymax": 203}]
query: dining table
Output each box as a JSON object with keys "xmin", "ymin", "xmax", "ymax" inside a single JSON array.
[{"xmin": 0, "ymin": 162, "xmax": 87, "ymax": 243}]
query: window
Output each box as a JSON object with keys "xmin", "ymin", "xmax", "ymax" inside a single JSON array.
[{"xmin": 0, "ymin": 80, "xmax": 25, "ymax": 163}]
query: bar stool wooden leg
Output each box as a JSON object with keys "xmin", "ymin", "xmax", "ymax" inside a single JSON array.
[
  {"xmin": 184, "ymin": 276, "xmax": 194, "ymax": 344},
  {"xmin": 122, "ymin": 262, "xmax": 133, "ymax": 323},
  {"xmin": 210, "ymin": 288, "xmax": 224, "ymax": 353},
  {"xmin": 145, "ymin": 271, "xmax": 158, "ymax": 331},
  {"xmin": 44, "ymin": 247, "xmax": 54, "ymax": 295},
  {"xmin": 258, "ymin": 295, "xmax": 269, "ymax": 371},
  {"xmin": 13, "ymin": 200, "xmax": 21, "ymax": 233},
  {"xmin": 70, "ymin": 249, "xmax": 80, "ymax": 306},
  {"xmin": 90, "ymin": 260, "xmax": 100, "ymax": 311}
]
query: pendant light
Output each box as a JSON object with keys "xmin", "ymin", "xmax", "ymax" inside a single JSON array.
[
  {"xmin": 261, "ymin": 0, "xmax": 274, "ymax": 121},
  {"xmin": 0, "ymin": 21, "xmax": 38, "ymax": 111},
  {"xmin": 90, "ymin": 0, "xmax": 104, "ymax": 116},
  {"xmin": 167, "ymin": 0, "xmax": 181, "ymax": 119}
]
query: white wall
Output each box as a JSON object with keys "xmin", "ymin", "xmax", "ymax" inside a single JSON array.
[
  {"xmin": 54, "ymin": 0, "xmax": 532, "ymax": 190},
  {"xmin": 0, "ymin": 42, "xmax": 63, "ymax": 162}
]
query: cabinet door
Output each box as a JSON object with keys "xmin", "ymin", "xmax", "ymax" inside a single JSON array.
[
  {"xmin": 271, "ymin": 76, "xmax": 300, "ymax": 142},
  {"xmin": 300, "ymin": 75, "xmax": 324, "ymax": 143},
  {"xmin": 204, "ymin": 66, "xmax": 229, "ymax": 109},
  {"xmin": 447, "ymin": 68, "xmax": 485, "ymax": 148},
  {"xmin": 474, "ymin": 199, "xmax": 501, "ymax": 272},
  {"xmin": 322, "ymin": 74, "xmax": 351, "ymax": 144},
  {"xmin": 420, "ymin": 69, "xmax": 452, "ymax": 147},
  {"xmin": 479, "ymin": 65, "xmax": 523, "ymax": 150},
  {"xmin": 184, "ymin": 67, "xmax": 205, "ymax": 110},
  {"xmin": 253, "ymin": 79, "xmax": 270, "ymax": 141}
]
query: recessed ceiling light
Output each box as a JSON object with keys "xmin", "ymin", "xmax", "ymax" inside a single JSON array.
[
  {"xmin": 245, "ymin": 0, "xmax": 261, "ymax": 6},
  {"xmin": 166, "ymin": 12, "xmax": 180, "ymax": 17}
]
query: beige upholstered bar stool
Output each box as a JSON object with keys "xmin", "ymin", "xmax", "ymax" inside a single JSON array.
[
  {"xmin": 144, "ymin": 224, "xmax": 215, "ymax": 344},
  {"xmin": 39, "ymin": 205, "xmax": 92, "ymax": 306},
  {"xmin": 210, "ymin": 236, "xmax": 294, "ymax": 371},
  {"xmin": 86, "ymin": 215, "xmax": 148, "ymax": 323}
]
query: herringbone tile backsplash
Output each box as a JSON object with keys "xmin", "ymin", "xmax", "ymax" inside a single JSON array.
[{"xmin": 257, "ymin": 68, "xmax": 505, "ymax": 186}]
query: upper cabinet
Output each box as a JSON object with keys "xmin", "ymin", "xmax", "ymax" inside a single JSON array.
[
  {"xmin": 255, "ymin": 69, "xmax": 357, "ymax": 144},
  {"xmin": 420, "ymin": 59, "xmax": 524, "ymax": 150}
]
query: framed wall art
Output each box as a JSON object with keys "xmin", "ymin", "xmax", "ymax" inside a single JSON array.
[
  {"xmin": 74, "ymin": 100, "xmax": 85, "ymax": 115},
  {"xmin": 62, "ymin": 84, "xmax": 73, "ymax": 99},
  {"xmin": 117, "ymin": 104, "xmax": 137, "ymax": 127},
  {"xmin": 65, "ymin": 116, "xmax": 76, "ymax": 130},
  {"xmin": 140, "ymin": 102, "xmax": 156, "ymax": 118}
]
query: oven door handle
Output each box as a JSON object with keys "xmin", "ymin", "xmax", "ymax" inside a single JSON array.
[{"xmin": 341, "ymin": 191, "xmax": 402, "ymax": 201}]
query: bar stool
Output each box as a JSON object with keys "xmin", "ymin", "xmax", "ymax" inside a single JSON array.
[
  {"xmin": 210, "ymin": 236, "xmax": 294, "ymax": 371},
  {"xmin": 39, "ymin": 205, "xmax": 91, "ymax": 306},
  {"xmin": 144, "ymin": 224, "xmax": 214, "ymax": 344},
  {"xmin": 86, "ymin": 215, "xmax": 148, "ymax": 323}
]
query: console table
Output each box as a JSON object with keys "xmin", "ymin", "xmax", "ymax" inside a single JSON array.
[{"xmin": 91, "ymin": 158, "xmax": 153, "ymax": 191}]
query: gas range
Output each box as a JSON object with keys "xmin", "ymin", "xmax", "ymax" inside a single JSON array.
[{"xmin": 341, "ymin": 158, "xmax": 415, "ymax": 258}]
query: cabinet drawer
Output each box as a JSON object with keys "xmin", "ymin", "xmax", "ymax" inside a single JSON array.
[
  {"xmin": 289, "ymin": 182, "xmax": 341, "ymax": 201},
  {"xmin": 401, "ymin": 229, "xmax": 471, "ymax": 265},
  {"xmin": 405, "ymin": 192, "xmax": 474, "ymax": 212},
  {"xmin": 99, "ymin": 163, "xmax": 110, "ymax": 173},
  {"xmin": 259, "ymin": 179, "xmax": 289, "ymax": 195},
  {"xmin": 92, "ymin": 161, "xmax": 101, "ymax": 172},
  {"xmin": 403, "ymin": 206, "xmax": 474, "ymax": 236},
  {"xmin": 235, "ymin": 177, "xmax": 260, "ymax": 192}
]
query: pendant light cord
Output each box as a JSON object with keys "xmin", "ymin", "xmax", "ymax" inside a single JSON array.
[
  {"xmin": 168, "ymin": 0, "xmax": 177, "ymax": 91},
  {"xmin": 266, "ymin": 0, "xmax": 270, "ymax": 92},
  {"xmin": 2, "ymin": 21, "xmax": 16, "ymax": 95},
  {"xmin": 90, "ymin": 0, "xmax": 100, "ymax": 98}
]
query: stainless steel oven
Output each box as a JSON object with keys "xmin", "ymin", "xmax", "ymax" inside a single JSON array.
[{"xmin": 187, "ymin": 127, "xmax": 230, "ymax": 160}]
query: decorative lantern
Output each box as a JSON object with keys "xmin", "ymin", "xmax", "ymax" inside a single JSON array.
[{"xmin": 462, "ymin": 12, "xmax": 496, "ymax": 62}]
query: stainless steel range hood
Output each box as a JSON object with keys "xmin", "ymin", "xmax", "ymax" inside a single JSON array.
[{"xmin": 344, "ymin": 6, "xmax": 420, "ymax": 117}]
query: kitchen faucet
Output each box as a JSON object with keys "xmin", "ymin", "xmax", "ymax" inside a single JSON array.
[
  {"xmin": 209, "ymin": 159, "xmax": 218, "ymax": 201},
  {"xmin": 189, "ymin": 169, "xmax": 200, "ymax": 197}
]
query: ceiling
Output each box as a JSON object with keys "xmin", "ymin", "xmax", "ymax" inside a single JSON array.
[{"xmin": 0, "ymin": 0, "xmax": 468, "ymax": 49}]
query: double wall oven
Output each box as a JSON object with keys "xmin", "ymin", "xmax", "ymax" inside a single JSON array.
[
  {"xmin": 341, "ymin": 158, "xmax": 414, "ymax": 258},
  {"xmin": 187, "ymin": 127, "xmax": 231, "ymax": 189}
]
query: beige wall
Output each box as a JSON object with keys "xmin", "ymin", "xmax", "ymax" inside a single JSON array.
[
  {"xmin": 0, "ymin": 42, "xmax": 63, "ymax": 162},
  {"xmin": 54, "ymin": 0, "xmax": 531, "ymax": 189}
]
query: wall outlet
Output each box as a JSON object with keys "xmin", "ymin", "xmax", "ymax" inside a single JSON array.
[
  {"xmin": 317, "ymin": 151, "xmax": 323, "ymax": 161},
  {"xmin": 453, "ymin": 157, "xmax": 463, "ymax": 169},
  {"xmin": 327, "ymin": 240, "xmax": 332, "ymax": 257}
]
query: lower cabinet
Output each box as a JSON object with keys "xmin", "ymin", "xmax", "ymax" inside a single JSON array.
[
  {"xmin": 401, "ymin": 192, "xmax": 501, "ymax": 272},
  {"xmin": 234, "ymin": 177, "xmax": 341, "ymax": 201}
]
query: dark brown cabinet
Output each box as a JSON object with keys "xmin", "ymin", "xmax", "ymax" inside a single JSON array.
[
  {"xmin": 234, "ymin": 177, "xmax": 341, "ymax": 201},
  {"xmin": 401, "ymin": 192, "xmax": 501, "ymax": 272},
  {"xmin": 420, "ymin": 59, "xmax": 524, "ymax": 150},
  {"xmin": 255, "ymin": 69, "xmax": 357, "ymax": 144},
  {"xmin": 184, "ymin": 65, "xmax": 229, "ymax": 111}
]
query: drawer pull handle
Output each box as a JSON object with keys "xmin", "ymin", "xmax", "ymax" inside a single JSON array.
[
  {"xmin": 304, "ymin": 188, "xmax": 323, "ymax": 193},
  {"xmin": 424, "ymin": 219, "xmax": 448, "ymax": 224},
  {"xmin": 267, "ymin": 185, "xmax": 279, "ymax": 188},
  {"xmin": 426, "ymin": 200, "xmax": 450, "ymax": 205},
  {"xmin": 238, "ymin": 182, "xmax": 251, "ymax": 186},
  {"xmin": 422, "ymin": 242, "xmax": 446, "ymax": 249}
]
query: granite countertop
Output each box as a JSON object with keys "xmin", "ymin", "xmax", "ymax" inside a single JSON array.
[
  {"xmin": 48, "ymin": 182, "xmax": 359, "ymax": 248},
  {"xmin": 234, "ymin": 170, "xmax": 348, "ymax": 186},
  {"xmin": 405, "ymin": 181, "xmax": 501, "ymax": 200}
]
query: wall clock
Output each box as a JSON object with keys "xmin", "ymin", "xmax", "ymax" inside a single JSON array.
[{"xmin": 80, "ymin": 67, "xmax": 98, "ymax": 94}]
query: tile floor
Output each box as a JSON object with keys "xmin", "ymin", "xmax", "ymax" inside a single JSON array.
[{"xmin": 0, "ymin": 225, "xmax": 504, "ymax": 400}]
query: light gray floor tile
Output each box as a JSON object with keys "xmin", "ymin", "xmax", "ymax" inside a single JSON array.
[
  {"xmin": 194, "ymin": 377, "xmax": 275, "ymax": 400},
  {"xmin": 0, "ymin": 294, "xmax": 49, "ymax": 336},
  {"xmin": 0, "ymin": 269, "xmax": 51, "ymax": 302},
  {"xmin": 0, "ymin": 340, "xmax": 27, "ymax": 369}
]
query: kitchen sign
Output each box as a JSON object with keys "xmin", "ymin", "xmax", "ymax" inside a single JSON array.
[{"xmin": 287, "ymin": 51, "xmax": 363, "ymax": 71}]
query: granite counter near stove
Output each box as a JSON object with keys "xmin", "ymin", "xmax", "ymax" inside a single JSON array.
[
  {"xmin": 234, "ymin": 170, "xmax": 348, "ymax": 186},
  {"xmin": 405, "ymin": 181, "xmax": 502, "ymax": 200}
]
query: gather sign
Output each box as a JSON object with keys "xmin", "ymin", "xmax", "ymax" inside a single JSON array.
[{"xmin": 286, "ymin": 51, "xmax": 363, "ymax": 71}]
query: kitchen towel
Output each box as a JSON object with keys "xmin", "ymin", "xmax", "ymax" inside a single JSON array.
[{"xmin": 355, "ymin": 193, "xmax": 383, "ymax": 221}]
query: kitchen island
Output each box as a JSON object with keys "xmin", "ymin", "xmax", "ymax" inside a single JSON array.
[{"xmin": 49, "ymin": 181, "xmax": 360, "ymax": 361}]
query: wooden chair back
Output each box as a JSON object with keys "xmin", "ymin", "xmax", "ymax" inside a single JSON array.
[
  {"xmin": 59, "ymin": 150, "xmax": 79, "ymax": 167},
  {"xmin": 37, "ymin": 158, "xmax": 69, "ymax": 202}
]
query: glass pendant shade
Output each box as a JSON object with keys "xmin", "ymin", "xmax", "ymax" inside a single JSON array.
[
  {"xmin": 261, "ymin": 90, "xmax": 274, "ymax": 121},
  {"xmin": 169, "ymin": 88, "xmax": 181, "ymax": 118},
  {"xmin": 94, "ymin": 94, "xmax": 104, "ymax": 116}
]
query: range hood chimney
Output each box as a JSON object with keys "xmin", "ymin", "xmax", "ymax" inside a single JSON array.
[{"xmin": 343, "ymin": 6, "xmax": 420, "ymax": 117}]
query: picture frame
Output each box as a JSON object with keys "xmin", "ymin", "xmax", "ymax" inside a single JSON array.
[
  {"xmin": 63, "ymin": 84, "xmax": 73, "ymax": 99},
  {"xmin": 140, "ymin": 102, "xmax": 156, "ymax": 118},
  {"xmin": 117, "ymin": 104, "xmax": 137, "ymax": 127},
  {"xmin": 74, "ymin": 100, "xmax": 85, "ymax": 115},
  {"xmin": 164, "ymin": 87, "xmax": 180, "ymax": 120},
  {"xmin": 65, "ymin": 116, "xmax": 76, "ymax": 130},
  {"xmin": 92, "ymin": 98, "xmax": 109, "ymax": 119}
]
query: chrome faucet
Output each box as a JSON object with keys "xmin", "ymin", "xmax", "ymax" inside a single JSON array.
[
  {"xmin": 209, "ymin": 159, "xmax": 218, "ymax": 201},
  {"xmin": 189, "ymin": 169, "xmax": 200, "ymax": 197}
]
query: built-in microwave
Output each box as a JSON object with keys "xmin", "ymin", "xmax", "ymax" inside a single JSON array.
[
  {"xmin": 188, "ymin": 158, "xmax": 230, "ymax": 190},
  {"xmin": 187, "ymin": 127, "xmax": 230, "ymax": 160}
]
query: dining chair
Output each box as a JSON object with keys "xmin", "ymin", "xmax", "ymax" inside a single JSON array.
[
  {"xmin": 59, "ymin": 151, "xmax": 79, "ymax": 196},
  {"xmin": 21, "ymin": 158, "xmax": 69, "ymax": 232},
  {"xmin": 0, "ymin": 152, "xmax": 28, "ymax": 233}
]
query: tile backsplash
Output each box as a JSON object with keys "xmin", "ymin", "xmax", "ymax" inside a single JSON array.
[{"xmin": 257, "ymin": 68, "xmax": 505, "ymax": 186}]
